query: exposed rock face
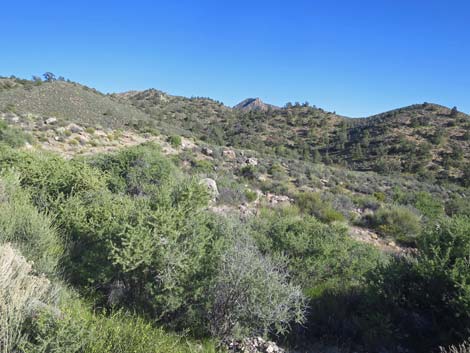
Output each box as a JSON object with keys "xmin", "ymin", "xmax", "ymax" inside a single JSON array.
[
  {"xmin": 233, "ymin": 98, "xmax": 279, "ymax": 112},
  {"xmin": 228, "ymin": 337, "xmax": 284, "ymax": 353},
  {"xmin": 200, "ymin": 178, "xmax": 219, "ymax": 200}
]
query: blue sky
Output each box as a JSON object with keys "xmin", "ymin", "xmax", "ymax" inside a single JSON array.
[{"xmin": 1, "ymin": 0, "xmax": 469, "ymax": 117}]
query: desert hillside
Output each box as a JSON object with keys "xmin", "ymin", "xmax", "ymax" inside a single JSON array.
[{"xmin": 0, "ymin": 75, "xmax": 469, "ymax": 353}]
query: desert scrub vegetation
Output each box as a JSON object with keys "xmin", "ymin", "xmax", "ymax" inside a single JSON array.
[
  {"xmin": 0, "ymin": 137, "xmax": 469, "ymax": 352},
  {"xmin": 294, "ymin": 191, "xmax": 345, "ymax": 223},
  {"xmin": 0, "ymin": 174, "xmax": 63, "ymax": 275},
  {"xmin": 0, "ymin": 144, "xmax": 307, "ymax": 350},
  {"xmin": 24, "ymin": 301, "xmax": 218, "ymax": 353},
  {"xmin": 361, "ymin": 204, "xmax": 422, "ymax": 245},
  {"xmin": 167, "ymin": 134, "xmax": 182, "ymax": 148},
  {"xmin": 250, "ymin": 206, "xmax": 383, "ymax": 291},
  {"xmin": 0, "ymin": 120, "xmax": 32, "ymax": 147}
]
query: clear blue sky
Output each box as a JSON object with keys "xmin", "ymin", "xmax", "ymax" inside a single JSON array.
[{"xmin": 1, "ymin": 0, "xmax": 469, "ymax": 117}]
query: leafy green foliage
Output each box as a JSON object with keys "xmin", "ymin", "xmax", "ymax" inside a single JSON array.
[
  {"xmin": 413, "ymin": 191, "xmax": 445, "ymax": 219},
  {"xmin": 0, "ymin": 174, "xmax": 62, "ymax": 275},
  {"xmin": 0, "ymin": 120, "xmax": 32, "ymax": 147},
  {"xmin": 363, "ymin": 205, "xmax": 422, "ymax": 244},
  {"xmin": 110, "ymin": 188, "xmax": 219, "ymax": 325},
  {"xmin": 0, "ymin": 147, "xmax": 107, "ymax": 210},
  {"xmin": 368, "ymin": 216, "xmax": 470, "ymax": 351},
  {"xmin": 88, "ymin": 143, "xmax": 176, "ymax": 195},
  {"xmin": 24, "ymin": 300, "xmax": 216, "ymax": 353},
  {"xmin": 167, "ymin": 135, "xmax": 182, "ymax": 148},
  {"xmin": 251, "ymin": 207, "xmax": 383, "ymax": 291},
  {"xmin": 294, "ymin": 192, "xmax": 345, "ymax": 223}
]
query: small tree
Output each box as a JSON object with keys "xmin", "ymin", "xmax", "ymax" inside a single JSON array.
[
  {"xmin": 42, "ymin": 72, "xmax": 56, "ymax": 82},
  {"xmin": 450, "ymin": 106, "xmax": 458, "ymax": 117}
]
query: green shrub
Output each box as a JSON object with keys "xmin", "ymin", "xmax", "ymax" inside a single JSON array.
[
  {"xmin": 167, "ymin": 135, "xmax": 182, "ymax": 148},
  {"xmin": 251, "ymin": 207, "xmax": 382, "ymax": 291},
  {"xmin": 191, "ymin": 159, "xmax": 214, "ymax": 173},
  {"xmin": 24, "ymin": 300, "xmax": 216, "ymax": 353},
  {"xmin": 244, "ymin": 189, "xmax": 258, "ymax": 202},
  {"xmin": 88, "ymin": 143, "xmax": 176, "ymax": 195},
  {"xmin": 0, "ymin": 120, "xmax": 32, "ymax": 147},
  {"xmin": 445, "ymin": 195, "xmax": 470, "ymax": 217},
  {"xmin": 0, "ymin": 174, "xmax": 63, "ymax": 275},
  {"xmin": 294, "ymin": 192, "xmax": 345, "ymax": 223},
  {"xmin": 240, "ymin": 165, "xmax": 257, "ymax": 179},
  {"xmin": 365, "ymin": 205, "xmax": 422, "ymax": 244},
  {"xmin": 369, "ymin": 216, "xmax": 470, "ymax": 351},
  {"xmin": 57, "ymin": 190, "xmax": 139, "ymax": 289},
  {"xmin": 110, "ymin": 194, "xmax": 219, "ymax": 326},
  {"xmin": 373, "ymin": 191, "xmax": 386, "ymax": 202},
  {"xmin": 413, "ymin": 191, "xmax": 444, "ymax": 219},
  {"xmin": 0, "ymin": 149, "xmax": 107, "ymax": 211}
]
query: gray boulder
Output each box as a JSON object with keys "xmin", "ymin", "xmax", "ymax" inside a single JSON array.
[{"xmin": 200, "ymin": 178, "xmax": 219, "ymax": 200}]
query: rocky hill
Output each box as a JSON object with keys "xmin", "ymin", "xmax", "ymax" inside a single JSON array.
[
  {"xmin": 1, "ymin": 76, "xmax": 469, "ymax": 186},
  {"xmin": 233, "ymin": 98, "xmax": 279, "ymax": 112},
  {"xmin": 119, "ymin": 89, "xmax": 470, "ymax": 185}
]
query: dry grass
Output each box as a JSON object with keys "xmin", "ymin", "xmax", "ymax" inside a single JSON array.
[{"xmin": 0, "ymin": 243, "xmax": 51, "ymax": 352}]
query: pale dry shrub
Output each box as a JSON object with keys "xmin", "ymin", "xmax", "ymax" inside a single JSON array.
[
  {"xmin": 208, "ymin": 236, "xmax": 306, "ymax": 340},
  {"xmin": 0, "ymin": 243, "xmax": 51, "ymax": 353},
  {"xmin": 440, "ymin": 340, "xmax": 470, "ymax": 353}
]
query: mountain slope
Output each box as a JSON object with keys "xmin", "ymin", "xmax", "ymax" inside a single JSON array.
[
  {"xmin": 120, "ymin": 88, "xmax": 470, "ymax": 184},
  {"xmin": 111, "ymin": 88, "xmax": 232, "ymax": 139},
  {"xmin": 1, "ymin": 76, "xmax": 469, "ymax": 185},
  {"xmin": 0, "ymin": 79, "xmax": 156, "ymax": 129},
  {"xmin": 122, "ymin": 91, "xmax": 470, "ymax": 184}
]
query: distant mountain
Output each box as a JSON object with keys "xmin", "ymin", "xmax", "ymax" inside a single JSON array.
[{"xmin": 233, "ymin": 98, "xmax": 279, "ymax": 112}]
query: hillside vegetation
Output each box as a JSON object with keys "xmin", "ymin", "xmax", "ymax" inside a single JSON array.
[
  {"xmin": 122, "ymin": 90, "xmax": 470, "ymax": 185},
  {"xmin": 0, "ymin": 74, "xmax": 469, "ymax": 353}
]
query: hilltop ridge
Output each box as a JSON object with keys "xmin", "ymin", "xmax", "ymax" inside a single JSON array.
[
  {"xmin": 1, "ymin": 76, "xmax": 469, "ymax": 185},
  {"xmin": 233, "ymin": 97, "xmax": 279, "ymax": 112}
]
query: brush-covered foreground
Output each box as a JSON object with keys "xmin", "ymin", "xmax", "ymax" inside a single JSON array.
[{"xmin": 0, "ymin": 143, "xmax": 469, "ymax": 353}]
